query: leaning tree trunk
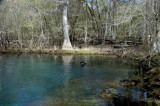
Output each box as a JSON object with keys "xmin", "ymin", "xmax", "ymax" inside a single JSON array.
[{"xmin": 62, "ymin": 0, "xmax": 73, "ymax": 50}]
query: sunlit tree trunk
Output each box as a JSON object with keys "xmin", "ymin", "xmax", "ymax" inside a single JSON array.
[
  {"xmin": 157, "ymin": 24, "xmax": 160, "ymax": 52},
  {"xmin": 152, "ymin": 0, "xmax": 160, "ymax": 52},
  {"xmin": 156, "ymin": 0, "xmax": 160, "ymax": 52},
  {"xmin": 84, "ymin": 1, "xmax": 88, "ymax": 44},
  {"xmin": 62, "ymin": 0, "xmax": 73, "ymax": 50}
]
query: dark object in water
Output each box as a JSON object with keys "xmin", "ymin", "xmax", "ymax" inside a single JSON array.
[
  {"xmin": 80, "ymin": 62, "xmax": 86, "ymax": 67},
  {"xmin": 69, "ymin": 61, "xmax": 74, "ymax": 64}
]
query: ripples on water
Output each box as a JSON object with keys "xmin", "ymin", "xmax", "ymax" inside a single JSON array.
[{"xmin": 0, "ymin": 54, "xmax": 140, "ymax": 106}]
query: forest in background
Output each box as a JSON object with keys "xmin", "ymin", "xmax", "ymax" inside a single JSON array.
[{"xmin": 0, "ymin": 0, "xmax": 159, "ymax": 52}]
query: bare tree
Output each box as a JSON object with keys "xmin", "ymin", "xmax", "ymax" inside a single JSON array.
[
  {"xmin": 103, "ymin": 0, "xmax": 109, "ymax": 45},
  {"xmin": 84, "ymin": 1, "xmax": 88, "ymax": 44},
  {"xmin": 154, "ymin": 0, "xmax": 160, "ymax": 52},
  {"xmin": 62, "ymin": 0, "xmax": 73, "ymax": 50}
]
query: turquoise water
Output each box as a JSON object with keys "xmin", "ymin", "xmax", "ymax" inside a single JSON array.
[{"xmin": 0, "ymin": 54, "xmax": 139, "ymax": 106}]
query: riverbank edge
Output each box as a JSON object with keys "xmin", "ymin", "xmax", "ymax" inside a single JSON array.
[
  {"xmin": 0, "ymin": 46, "xmax": 144, "ymax": 55},
  {"xmin": 0, "ymin": 48, "xmax": 116, "ymax": 55}
]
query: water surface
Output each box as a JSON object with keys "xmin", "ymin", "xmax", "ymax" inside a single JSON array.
[{"xmin": 0, "ymin": 54, "xmax": 139, "ymax": 106}]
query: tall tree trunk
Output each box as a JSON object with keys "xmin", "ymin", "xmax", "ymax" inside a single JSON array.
[
  {"xmin": 84, "ymin": 2, "xmax": 88, "ymax": 44},
  {"xmin": 111, "ymin": 0, "xmax": 117, "ymax": 40},
  {"xmin": 142, "ymin": 0, "xmax": 148, "ymax": 43},
  {"xmin": 62, "ymin": 0, "xmax": 72, "ymax": 50},
  {"xmin": 157, "ymin": 20, "xmax": 160, "ymax": 52},
  {"xmin": 142, "ymin": 22, "xmax": 147, "ymax": 43},
  {"xmin": 153, "ymin": 0, "xmax": 160, "ymax": 52},
  {"xmin": 128, "ymin": 0, "xmax": 135, "ymax": 38},
  {"xmin": 96, "ymin": 0, "xmax": 103, "ymax": 36},
  {"xmin": 156, "ymin": 0, "xmax": 160, "ymax": 52},
  {"xmin": 103, "ymin": 7, "xmax": 109, "ymax": 45}
]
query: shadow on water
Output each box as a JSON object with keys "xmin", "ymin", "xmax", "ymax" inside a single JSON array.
[{"xmin": 0, "ymin": 54, "xmax": 147, "ymax": 106}]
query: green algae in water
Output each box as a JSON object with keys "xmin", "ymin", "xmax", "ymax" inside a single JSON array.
[{"xmin": 0, "ymin": 54, "xmax": 139, "ymax": 106}]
